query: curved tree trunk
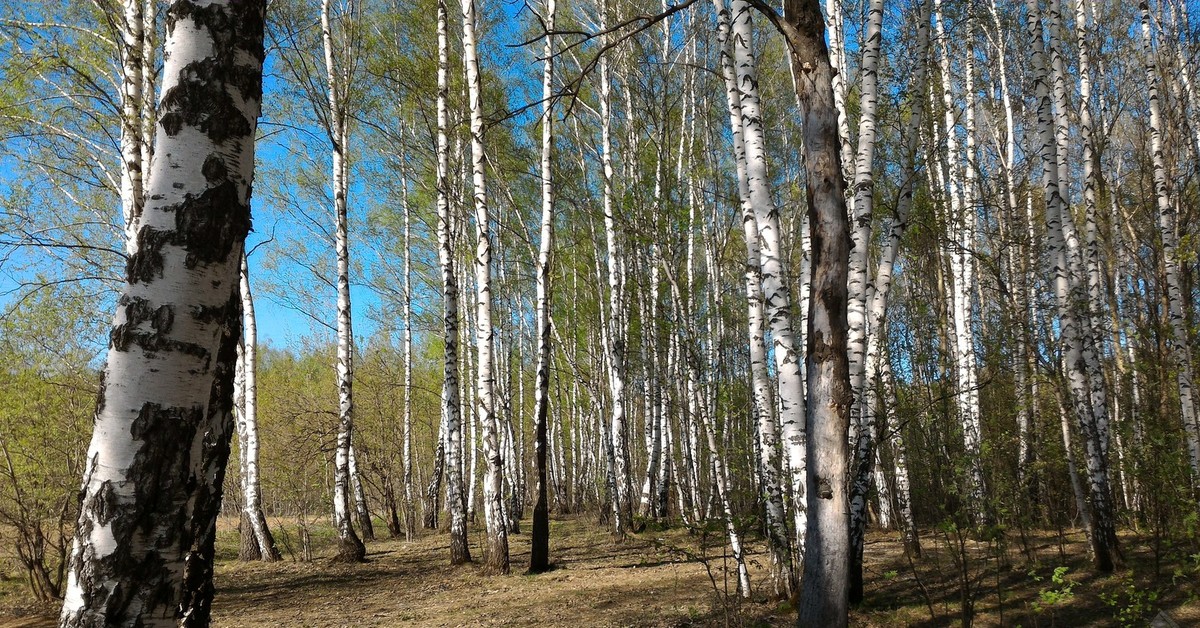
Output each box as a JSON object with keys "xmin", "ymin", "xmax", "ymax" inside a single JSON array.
[
  {"xmin": 237, "ymin": 256, "xmax": 280, "ymax": 562},
  {"xmin": 59, "ymin": 2, "xmax": 265, "ymax": 624}
]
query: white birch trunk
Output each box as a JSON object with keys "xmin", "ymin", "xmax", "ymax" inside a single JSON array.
[
  {"xmin": 731, "ymin": 0, "xmax": 808, "ymax": 560},
  {"xmin": 321, "ymin": 0, "xmax": 364, "ymax": 564},
  {"xmin": 460, "ymin": 0, "xmax": 508, "ymax": 572},
  {"xmin": 1028, "ymin": 0, "xmax": 1120, "ymax": 571},
  {"xmin": 60, "ymin": 2, "xmax": 265, "ymax": 623},
  {"xmin": 436, "ymin": 0, "xmax": 470, "ymax": 564},
  {"xmin": 850, "ymin": 0, "xmax": 930, "ymax": 600},
  {"xmin": 530, "ymin": 0, "xmax": 556, "ymax": 571},
  {"xmin": 713, "ymin": 0, "xmax": 793, "ymax": 594},
  {"xmin": 237, "ymin": 256, "xmax": 278, "ymax": 562},
  {"xmin": 597, "ymin": 0, "xmax": 633, "ymax": 540},
  {"xmin": 1140, "ymin": 1, "xmax": 1200, "ymax": 482},
  {"xmin": 119, "ymin": 0, "xmax": 146, "ymax": 252}
]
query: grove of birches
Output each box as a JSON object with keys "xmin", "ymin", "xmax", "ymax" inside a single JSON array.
[{"xmin": 0, "ymin": 0, "xmax": 1198, "ymax": 625}]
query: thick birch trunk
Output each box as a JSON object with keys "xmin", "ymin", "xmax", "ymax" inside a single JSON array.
[
  {"xmin": 60, "ymin": 2, "xmax": 265, "ymax": 624},
  {"xmin": 714, "ymin": 0, "xmax": 794, "ymax": 595},
  {"xmin": 731, "ymin": 0, "xmax": 808, "ymax": 561},
  {"xmin": 845, "ymin": 0, "xmax": 883, "ymax": 474}
]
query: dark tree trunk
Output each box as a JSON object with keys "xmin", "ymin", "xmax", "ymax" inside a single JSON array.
[{"xmin": 781, "ymin": 0, "xmax": 853, "ymax": 625}]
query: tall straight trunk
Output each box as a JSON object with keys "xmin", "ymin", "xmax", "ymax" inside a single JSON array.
[
  {"xmin": 845, "ymin": 0, "xmax": 884, "ymax": 471},
  {"xmin": 881, "ymin": 348, "xmax": 920, "ymax": 557},
  {"xmin": 528, "ymin": 0, "xmax": 556, "ymax": 572},
  {"xmin": 237, "ymin": 256, "xmax": 279, "ymax": 562},
  {"xmin": 1027, "ymin": 0, "xmax": 1119, "ymax": 572},
  {"xmin": 714, "ymin": 0, "xmax": 794, "ymax": 595},
  {"xmin": 1140, "ymin": 1, "xmax": 1200, "ymax": 482},
  {"xmin": 731, "ymin": 0, "xmax": 808, "ymax": 561},
  {"xmin": 986, "ymin": 0, "xmax": 1036, "ymax": 495},
  {"xmin": 783, "ymin": 0, "xmax": 852, "ymax": 624},
  {"xmin": 933, "ymin": 0, "xmax": 986, "ymax": 519},
  {"xmin": 460, "ymin": 0, "xmax": 509, "ymax": 573},
  {"xmin": 849, "ymin": 0, "xmax": 930, "ymax": 602},
  {"xmin": 322, "ymin": 0, "xmax": 365, "ymax": 564},
  {"xmin": 436, "ymin": 0, "xmax": 470, "ymax": 565},
  {"xmin": 59, "ymin": 2, "xmax": 265, "ymax": 623},
  {"xmin": 597, "ymin": 0, "xmax": 633, "ymax": 541},
  {"xmin": 402, "ymin": 129, "xmax": 416, "ymax": 541}
]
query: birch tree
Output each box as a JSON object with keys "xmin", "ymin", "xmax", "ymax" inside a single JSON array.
[
  {"xmin": 1026, "ymin": 0, "xmax": 1120, "ymax": 572},
  {"xmin": 435, "ymin": 0, "xmax": 471, "ymax": 565},
  {"xmin": 731, "ymin": 0, "xmax": 809, "ymax": 560},
  {"xmin": 714, "ymin": 0, "xmax": 793, "ymax": 595},
  {"xmin": 1139, "ymin": 0, "xmax": 1200, "ymax": 485},
  {"xmin": 321, "ymin": 0, "xmax": 366, "ymax": 563},
  {"xmin": 236, "ymin": 256, "xmax": 280, "ymax": 562},
  {"xmin": 59, "ymin": 1, "xmax": 266, "ymax": 623},
  {"xmin": 529, "ymin": 0, "xmax": 557, "ymax": 574},
  {"xmin": 460, "ymin": 0, "xmax": 509, "ymax": 573}
]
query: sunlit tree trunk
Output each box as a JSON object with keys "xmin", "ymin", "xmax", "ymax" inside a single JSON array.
[
  {"xmin": 435, "ymin": 0, "xmax": 470, "ymax": 565},
  {"xmin": 236, "ymin": 256, "xmax": 279, "ymax": 562},
  {"xmin": 714, "ymin": 0, "xmax": 794, "ymax": 596},
  {"xmin": 321, "ymin": 0, "xmax": 365, "ymax": 564},
  {"xmin": 118, "ymin": 0, "xmax": 146, "ymax": 251},
  {"xmin": 401, "ymin": 126, "xmax": 416, "ymax": 541},
  {"xmin": 1027, "ymin": 0, "xmax": 1119, "ymax": 571},
  {"xmin": 59, "ymin": 2, "xmax": 265, "ymax": 623},
  {"xmin": 597, "ymin": 0, "xmax": 633, "ymax": 541},
  {"xmin": 460, "ymin": 0, "xmax": 509, "ymax": 573},
  {"xmin": 528, "ymin": 0, "xmax": 557, "ymax": 573},
  {"xmin": 732, "ymin": 0, "xmax": 808, "ymax": 561}
]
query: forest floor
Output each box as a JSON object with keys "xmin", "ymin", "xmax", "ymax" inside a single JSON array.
[{"xmin": 2, "ymin": 514, "xmax": 1200, "ymax": 626}]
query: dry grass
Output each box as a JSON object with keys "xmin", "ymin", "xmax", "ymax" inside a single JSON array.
[{"xmin": 2, "ymin": 517, "xmax": 1199, "ymax": 627}]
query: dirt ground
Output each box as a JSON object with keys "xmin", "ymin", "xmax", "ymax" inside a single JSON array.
[{"xmin": 3, "ymin": 516, "xmax": 1199, "ymax": 626}]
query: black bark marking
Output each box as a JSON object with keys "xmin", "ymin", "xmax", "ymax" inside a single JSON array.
[
  {"xmin": 126, "ymin": 227, "xmax": 172, "ymax": 284},
  {"xmin": 818, "ymin": 477, "xmax": 834, "ymax": 500},
  {"xmin": 181, "ymin": 289, "xmax": 242, "ymax": 625},
  {"xmin": 161, "ymin": 2, "xmax": 265, "ymax": 144},
  {"xmin": 171, "ymin": 179, "xmax": 251, "ymax": 269},
  {"xmin": 110, "ymin": 296, "xmax": 208, "ymax": 362}
]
